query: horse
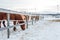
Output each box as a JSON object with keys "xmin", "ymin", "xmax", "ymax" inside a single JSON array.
[
  {"xmin": 31, "ymin": 16, "xmax": 39, "ymax": 21},
  {"xmin": 0, "ymin": 12, "xmax": 26, "ymax": 31}
]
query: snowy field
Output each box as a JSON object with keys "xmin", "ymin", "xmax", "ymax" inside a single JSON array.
[{"xmin": 0, "ymin": 20, "xmax": 60, "ymax": 40}]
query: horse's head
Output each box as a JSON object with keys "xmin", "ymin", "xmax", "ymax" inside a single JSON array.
[{"xmin": 23, "ymin": 15, "xmax": 30, "ymax": 20}]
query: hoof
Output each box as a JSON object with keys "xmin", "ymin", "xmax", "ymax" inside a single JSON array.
[{"xmin": 13, "ymin": 27, "xmax": 16, "ymax": 31}]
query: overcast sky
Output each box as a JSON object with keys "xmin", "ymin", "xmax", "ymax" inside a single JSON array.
[{"xmin": 0, "ymin": 0, "xmax": 60, "ymax": 12}]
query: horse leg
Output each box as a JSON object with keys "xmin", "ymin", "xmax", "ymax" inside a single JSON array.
[
  {"xmin": 0, "ymin": 21, "xmax": 1, "ymax": 28},
  {"xmin": 13, "ymin": 21, "xmax": 16, "ymax": 31},
  {"xmin": 3, "ymin": 21, "xmax": 6, "ymax": 27},
  {"xmin": 19, "ymin": 21, "xmax": 25, "ymax": 30}
]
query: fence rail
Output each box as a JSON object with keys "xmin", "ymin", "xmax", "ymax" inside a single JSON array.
[{"xmin": 0, "ymin": 20, "xmax": 35, "ymax": 31}]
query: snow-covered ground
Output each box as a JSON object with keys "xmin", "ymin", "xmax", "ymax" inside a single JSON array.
[{"xmin": 0, "ymin": 20, "xmax": 60, "ymax": 40}]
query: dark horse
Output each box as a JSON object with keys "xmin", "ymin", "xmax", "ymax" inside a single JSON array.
[{"xmin": 0, "ymin": 12, "xmax": 26, "ymax": 31}]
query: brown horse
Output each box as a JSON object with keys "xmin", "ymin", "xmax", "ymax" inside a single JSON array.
[
  {"xmin": 0, "ymin": 12, "xmax": 26, "ymax": 31},
  {"xmin": 31, "ymin": 16, "xmax": 39, "ymax": 21},
  {"xmin": 24, "ymin": 15, "xmax": 30, "ymax": 20}
]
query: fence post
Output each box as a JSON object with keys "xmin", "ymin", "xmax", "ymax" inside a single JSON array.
[
  {"xmin": 31, "ymin": 16, "xmax": 33, "ymax": 25},
  {"xmin": 39, "ymin": 15, "xmax": 41, "ymax": 20},
  {"xmin": 26, "ymin": 15, "xmax": 28, "ymax": 28},
  {"xmin": 7, "ymin": 13, "xmax": 10, "ymax": 38}
]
